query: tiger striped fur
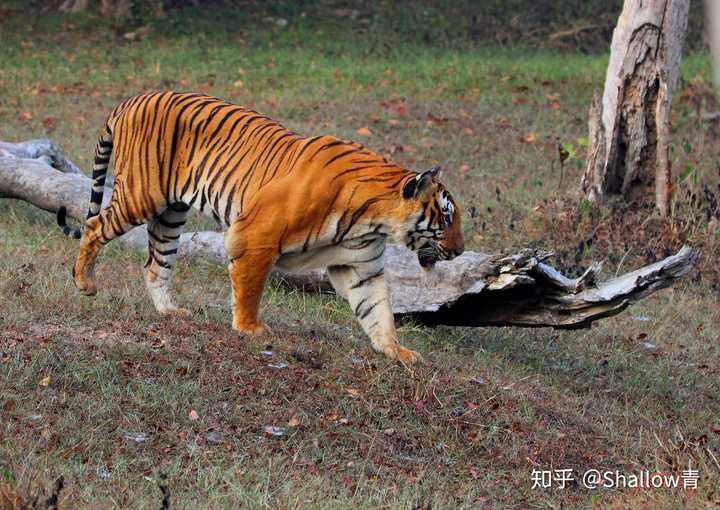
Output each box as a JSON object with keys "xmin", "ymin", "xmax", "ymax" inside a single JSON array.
[{"xmin": 57, "ymin": 91, "xmax": 464, "ymax": 364}]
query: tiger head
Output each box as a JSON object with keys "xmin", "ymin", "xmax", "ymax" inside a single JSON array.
[{"xmin": 398, "ymin": 166, "xmax": 465, "ymax": 268}]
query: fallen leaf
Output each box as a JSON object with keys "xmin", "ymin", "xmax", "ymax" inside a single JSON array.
[
  {"xmin": 188, "ymin": 409, "xmax": 199, "ymax": 421},
  {"xmin": 19, "ymin": 111, "xmax": 33, "ymax": 121},
  {"xmin": 387, "ymin": 118, "xmax": 401, "ymax": 126},
  {"xmin": 524, "ymin": 132, "xmax": 538, "ymax": 143},
  {"xmin": 546, "ymin": 93, "xmax": 561, "ymax": 110},
  {"xmin": 356, "ymin": 127, "xmax": 372, "ymax": 137},
  {"xmin": 346, "ymin": 388, "xmax": 360, "ymax": 397},
  {"xmin": 42, "ymin": 116, "xmax": 57, "ymax": 132},
  {"xmin": 39, "ymin": 375, "xmax": 51, "ymax": 387},
  {"xmin": 379, "ymin": 99, "xmax": 407, "ymax": 117},
  {"xmin": 287, "ymin": 415, "xmax": 301, "ymax": 427}
]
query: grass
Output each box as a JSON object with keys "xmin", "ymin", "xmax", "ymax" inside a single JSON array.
[{"xmin": 1, "ymin": 3, "xmax": 720, "ymax": 509}]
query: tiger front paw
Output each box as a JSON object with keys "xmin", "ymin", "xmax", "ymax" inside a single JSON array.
[
  {"xmin": 396, "ymin": 346, "xmax": 424, "ymax": 365},
  {"xmin": 73, "ymin": 265, "xmax": 96, "ymax": 296},
  {"xmin": 232, "ymin": 320, "xmax": 268, "ymax": 335},
  {"xmin": 381, "ymin": 345, "xmax": 424, "ymax": 365},
  {"xmin": 74, "ymin": 275, "xmax": 97, "ymax": 296}
]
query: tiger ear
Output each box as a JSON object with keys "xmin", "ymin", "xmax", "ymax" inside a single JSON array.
[{"xmin": 403, "ymin": 167, "xmax": 440, "ymax": 200}]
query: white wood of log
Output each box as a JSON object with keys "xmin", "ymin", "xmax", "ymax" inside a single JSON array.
[
  {"xmin": 581, "ymin": 0, "xmax": 689, "ymax": 217},
  {"xmin": 0, "ymin": 140, "xmax": 698, "ymax": 329}
]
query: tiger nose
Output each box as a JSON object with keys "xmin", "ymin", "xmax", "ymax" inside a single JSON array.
[{"xmin": 453, "ymin": 247, "xmax": 464, "ymax": 257}]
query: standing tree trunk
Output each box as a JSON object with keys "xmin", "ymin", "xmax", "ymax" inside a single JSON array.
[
  {"xmin": 580, "ymin": 0, "xmax": 689, "ymax": 217},
  {"xmin": 59, "ymin": 0, "xmax": 90, "ymax": 12},
  {"xmin": 59, "ymin": 0, "xmax": 133, "ymax": 20},
  {"xmin": 706, "ymin": 0, "xmax": 720, "ymax": 89}
]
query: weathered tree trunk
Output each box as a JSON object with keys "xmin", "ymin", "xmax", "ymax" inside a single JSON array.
[
  {"xmin": 706, "ymin": 0, "xmax": 720, "ymax": 88},
  {"xmin": 580, "ymin": 0, "xmax": 689, "ymax": 217},
  {"xmin": 0, "ymin": 140, "xmax": 698, "ymax": 329},
  {"xmin": 59, "ymin": 0, "xmax": 133, "ymax": 20}
]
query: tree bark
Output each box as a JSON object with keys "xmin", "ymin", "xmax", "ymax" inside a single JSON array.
[
  {"xmin": 706, "ymin": 0, "xmax": 720, "ymax": 89},
  {"xmin": 59, "ymin": 0, "xmax": 133, "ymax": 20},
  {"xmin": 580, "ymin": 0, "xmax": 689, "ymax": 217},
  {"xmin": 0, "ymin": 140, "xmax": 698, "ymax": 329}
]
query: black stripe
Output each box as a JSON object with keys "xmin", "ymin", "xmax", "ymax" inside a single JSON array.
[
  {"xmin": 147, "ymin": 229, "xmax": 164, "ymax": 243},
  {"xmin": 334, "ymin": 197, "xmax": 382, "ymax": 243},
  {"xmin": 223, "ymin": 179, "xmax": 239, "ymax": 225},
  {"xmin": 350, "ymin": 270, "xmax": 384, "ymax": 289},
  {"xmin": 324, "ymin": 148, "xmax": 358, "ymax": 168},
  {"xmin": 359, "ymin": 300, "xmax": 383, "ymax": 320},
  {"xmin": 330, "ymin": 163, "xmax": 395, "ymax": 184},
  {"xmin": 353, "ymin": 297, "xmax": 369, "ymax": 317},
  {"xmin": 151, "ymin": 251, "xmax": 172, "ymax": 269},
  {"xmin": 157, "ymin": 217, "xmax": 185, "ymax": 229},
  {"xmin": 289, "ymin": 136, "xmax": 322, "ymax": 167},
  {"xmin": 258, "ymin": 132, "xmax": 296, "ymax": 185},
  {"xmin": 169, "ymin": 202, "xmax": 190, "ymax": 212},
  {"xmin": 308, "ymin": 139, "xmax": 346, "ymax": 162},
  {"xmin": 358, "ymin": 251, "xmax": 385, "ymax": 264},
  {"xmin": 90, "ymin": 189, "xmax": 103, "ymax": 204}
]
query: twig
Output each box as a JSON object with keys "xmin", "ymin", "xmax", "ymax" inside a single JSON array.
[{"xmin": 549, "ymin": 24, "xmax": 600, "ymax": 41}]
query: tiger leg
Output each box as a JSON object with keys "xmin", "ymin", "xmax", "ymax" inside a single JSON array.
[
  {"xmin": 224, "ymin": 221, "xmax": 277, "ymax": 334},
  {"xmin": 328, "ymin": 264, "xmax": 423, "ymax": 365},
  {"xmin": 73, "ymin": 194, "xmax": 137, "ymax": 296},
  {"xmin": 145, "ymin": 204, "xmax": 191, "ymax": 317}
]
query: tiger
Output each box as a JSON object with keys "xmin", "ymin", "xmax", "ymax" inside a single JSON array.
[{"xmin": 56, "ymin": 91, "xmax": 465, "ymax": 364}]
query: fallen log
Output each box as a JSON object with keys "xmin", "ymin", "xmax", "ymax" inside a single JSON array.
[{"xmin": 0, "ymin": 139, "xmax": 698, "ymax": 329}]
